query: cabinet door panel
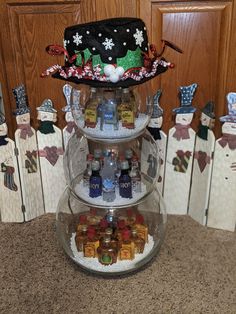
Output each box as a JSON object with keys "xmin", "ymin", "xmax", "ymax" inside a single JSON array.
[
  {"xmin": 140, "ymin": 1, "xmax": 232, "ymax": 136},
  {"xmin": 3, "ymin": 2, "xmax": 82, "ymax": 131}
]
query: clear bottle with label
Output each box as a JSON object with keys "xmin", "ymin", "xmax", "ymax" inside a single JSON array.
[
  {"xmin": 130, "ymin": 228, "xmax": 145, "ymax": 254},
  {"xmin": 129, "ymin": 155, "xmax": 142, "ymax": 193},
  {"xmin": 75, "ymin": 225, "xmax": 88, "ymax": 252},
  {"xmin": 89, "ymin": 160, "xmax": 102, "ymax": 198},
  {"xmin": 119, "ymin": 88, "xmax": 135, "ymax": 129},
  {"xmin": 84, "ymin": 87, "xmax": 98, "ymax": 128},
  {"xmin": 83, "ymin": 231, "xmax": 100, "ymax": 258},
  {"xmin": 119, "ymin": 229, "xmax": 135, "ymax": 260},
  {"xmin": 101, "ymin": 150, "xmax": 116, "ymax": 202}
]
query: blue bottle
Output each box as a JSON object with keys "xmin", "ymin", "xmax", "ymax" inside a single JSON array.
[
  {"xmin": 89, "ymin": 160, "xmax": 102, "ymax": 198},
  {"xmin": 119, "ymin": 160, "xmax": 132, "ymax": 198}
]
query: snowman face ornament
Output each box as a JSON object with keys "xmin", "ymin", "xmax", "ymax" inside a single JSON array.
[
  {"xmin": 222, "ymin": 122, "xmax": 236, "ymax": 135},
  {"xmin": 37, "ymin": 111, "xmax": 57, "ymax": 122},
  {"xmin": 16, "ymin": 112, "xmax": 30, "ymax": 125},
  {"xmin": 175, "ymin": 113, "xmax": 193, "ymax": 125},
  {"xmin": 0, "ymin": 122, "xmax": 8, "ymax": 136},
  {"xmin": 148, "ymin": 116, "xmax": 163, "ymax": 128}
]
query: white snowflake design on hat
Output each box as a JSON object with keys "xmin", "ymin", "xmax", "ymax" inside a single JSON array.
[
  {"xmin": 73, "ymin": 33, "xmax": 83, "ymax": 46},
  {"xmin": 102, "ymin": 38, "xmax": 115, "ymax": 50},
  {"xmin": 133, "ymin": 28, "xmax": 144, "ymax": 47}
]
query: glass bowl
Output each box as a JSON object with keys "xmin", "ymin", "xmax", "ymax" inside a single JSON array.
[
  {"xmin": 56, "ymin": 186, "xmax": 167, "ymax": 276},
  {"xmin": 63, "ymin": 129, "xmax": 159, "ymax": 206},
  {"xmin": 70, "ymin": 86, "xmax": 153, "ymax": 141}
]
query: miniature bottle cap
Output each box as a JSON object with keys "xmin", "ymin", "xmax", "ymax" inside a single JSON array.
[
  {"xmin": 87, "ymin": 225, "xmax": 96, "ymax": 234},
  {"xmin": 78, "ymin": 215, "xmax": 87, "ymax": 224},
  {"xmin": 87, "ymin": 154, "xmax": 94, "ymax": 161},
  {"xmin": 91, "ymin": 160, "xmax": 100, "ymax": 171},
  {"xmin": 135, "ymin": 214, "xmax": 144, "ymax": 224},
  {"xmin": 117, "ymin": 219, "xmax": 126, "ymax": 229},
  {"xmin": 126, "ymin": 208, "xmax": 134, "ymax": 217},
  {"xmin": 100, "ymin": 218, "xmax": 109, "ymax": 229},
  {"xmin": 120, "ymin": 160, "xmax": 129, "ymax": 170}
]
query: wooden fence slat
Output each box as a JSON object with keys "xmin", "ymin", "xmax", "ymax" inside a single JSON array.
[
  {"xmin": 15, "ymin": 128, "xmax": 45, "ymax": 221},
  {"xmin": 0, "ymin": 138, "xmax": 23, "ymax": 222},
  {"xmin": 188, "ymin": 130, "xmax": 215, "ymax": 225}
]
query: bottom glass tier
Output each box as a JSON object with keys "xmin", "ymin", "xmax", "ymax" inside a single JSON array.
[{"xmin": 56, "ymin": 187, "xmax": 167, "ymax": 276}]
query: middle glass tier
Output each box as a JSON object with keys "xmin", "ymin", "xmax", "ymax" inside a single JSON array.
[{"xmin": 64, "ymin": 130, "xmax": 159, "ymax": 207}]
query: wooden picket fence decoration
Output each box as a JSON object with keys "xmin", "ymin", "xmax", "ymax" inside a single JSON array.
[{"xmin": 0, "ymin": 122, "xmax": 235, "ymax": 233}]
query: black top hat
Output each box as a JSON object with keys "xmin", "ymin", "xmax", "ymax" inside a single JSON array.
[
  {"xmin": 202, "ymin": 101, "xmax": 215, "ymax": 119},
  {"xmin": 43, "ymin": 18, "xmax": 181, "ymax": 88}
]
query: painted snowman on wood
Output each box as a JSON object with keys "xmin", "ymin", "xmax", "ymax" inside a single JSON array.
[
  {"xmin": 208, "ymin": 93, "xmax": 236, "ymax": 231},
  {"xmin": 62, "ymin": 84, "xmax": 80, "ymax": 148},
  {"xmin": 13, "ymin": 84, "xmax": 44, "ymax": 221},
  {"xmin": 37, "ymin": 99, "xmax": 65, "ymax": 213},
  {"xmin": 147, "ymin": 89, "xmax": 166, "ymax": 194},
  {"xmin": 164, "ymin": 83, "xmax": 197, "ymax": 214},
  {"xmin": 188, "ymin": 101, "xmax": 215, "ymax": 225},
  {"xmin": 0, "ymin": 112, "xmax": 23, "ymax": 222}
]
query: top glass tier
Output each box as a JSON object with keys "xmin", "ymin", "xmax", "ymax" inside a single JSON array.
[{"xmin": 70, "ymin": 86, "xmax": 152, "ymax": 142}]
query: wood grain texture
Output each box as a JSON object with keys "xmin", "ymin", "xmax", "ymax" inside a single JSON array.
[
  {"xmin": 188, "ymin": 130, "xmax": 215, "ymax": 225},
  {"xmin": 156, "ymin": 131, "xmax": 167, "ymax": 195},
  {"xmin": 207, "ymin": 139, "xmax": 236, "ymax": 232},
  {"xmin": 1, "ymin": 1, "xmax": 82, "ymax": 134},
  {"xmin": 163, "ymin": 127, "xmax": 196, "ymax": 214},
  {"xmin": 94, "ymin": 0, "xmax": 137, "ymax": 19},
  {"xmin": 140, "ymin": 1, "xmax": 232, "ymax": 138},
  {"xmin": 0, "ymin": 139, "xmax": 23, "ymax": 222},
  {"xmin": 15, "ymin": 128, "xmax": 45, "ymax": 221}
]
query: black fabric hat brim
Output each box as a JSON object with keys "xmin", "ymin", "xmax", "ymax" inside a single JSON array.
[{"xmin": 52, "ymin": 59, "xmax": 168, "ymax": 88}]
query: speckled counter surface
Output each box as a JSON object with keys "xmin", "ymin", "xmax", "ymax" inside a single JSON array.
[{"xmin": 0, "ymin": 214, "xmax": 235, "ymax": 314}]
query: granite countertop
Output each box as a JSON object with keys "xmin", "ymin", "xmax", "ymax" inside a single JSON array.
[{"xmin": 0, "ymin": 214, "xmax": 235, "ymax": 314}]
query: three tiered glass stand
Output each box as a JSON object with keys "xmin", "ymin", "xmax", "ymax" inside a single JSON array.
[{"xmin": 56, "ymin": 85, "xmax": 167, "ymax": 276}]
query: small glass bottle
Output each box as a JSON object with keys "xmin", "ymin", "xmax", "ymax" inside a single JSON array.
[
  {"xmin": 75, "ymin": 225, "xmax": 88, "ymax": 252},
  {"xmin": 83, "ymin": 153, "xmax": 94, "ymax": 187},
  {"xmin": 119, "ymin": 160, "xmax": 132, "ymax": 198},
  {"xmin": 84, "ymin": 87, "xmax": 98, "ymax": 128},
  {"xmin": 89, "ymin": 160, "xmax": 102, "ymax": 198},
  {"xmin": 129, "ymin": 155, "xmax": 142, "ymax": 193},
  {"xmin": 101, "ymin": 150, "xmax": 116, "ymax": 202},
  {"xmin": 100, "ymin": 98, "xmax": 119, "ymax": 131},
  {"xmin": 98, "ymin": 218, "xmax": 109, "ymax": 239},
  {"xmin": 119, "ymin": 229, "xmax": 135, "ymax": 260},
  {"xmin": 87, "ymin": 207, "xmax": 102, "ymax": 226},
  {"xmin": 97, "ymin": 236, "xmax": 118, "ymax": 265},
  {"xmin": 134, "ymin": 214, "xmax": 149, "ymax": 243},
  {"xmin": 130, "ymin": 228, "xmax": 145, "ymax": 254},
  {"xmin": 126, "ymin": 207, "xmax": 136, "ymax": 226},
  {"xmin": 83, "ymin": 231, "xmax": 100, "ymax": 258},
  {"xmin": 125, "ymin": 149, "xmax": 133, "ymax": 170},
  {"xmin": 120, "ymin": 88, "xmax": 135, "ymax": 129},
  {"xmin": 76, "ymin": 215, "xmax": 88, "ymax": 233}
]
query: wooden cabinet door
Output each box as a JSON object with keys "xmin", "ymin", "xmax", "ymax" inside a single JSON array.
[
  {"xmin": 140, "ymin": 1, "xmax": 232, "ymax": 136},
  {"xmin": 0, "ymin": 0, "xmax": 96, "ymax": 136}
]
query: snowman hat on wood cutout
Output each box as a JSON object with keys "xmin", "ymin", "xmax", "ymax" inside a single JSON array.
[
  {"xmin": 201, "ymin": 101, "xmax": 215, "ymax": 119},
  {"xmin": 36, "ymin": 99, "xmax": 57, "ymax": 113},
  {"xmin": 151, "ymin": 89, "xmax": 163, "ymax": 118},
  {"xmin": 42, "ymin": 17, "xmax": 182, "ymax": 88},
  {"xmin": 12, "ymin": 84, "xmax": 30, "ymax": 116},
  {"xmin": 220, "ymin": 92, "xmax": 236, "ymax": 123},
  {"xmin": 173, "ymin": 83, "xmax": 197, "ymax": 114}
]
